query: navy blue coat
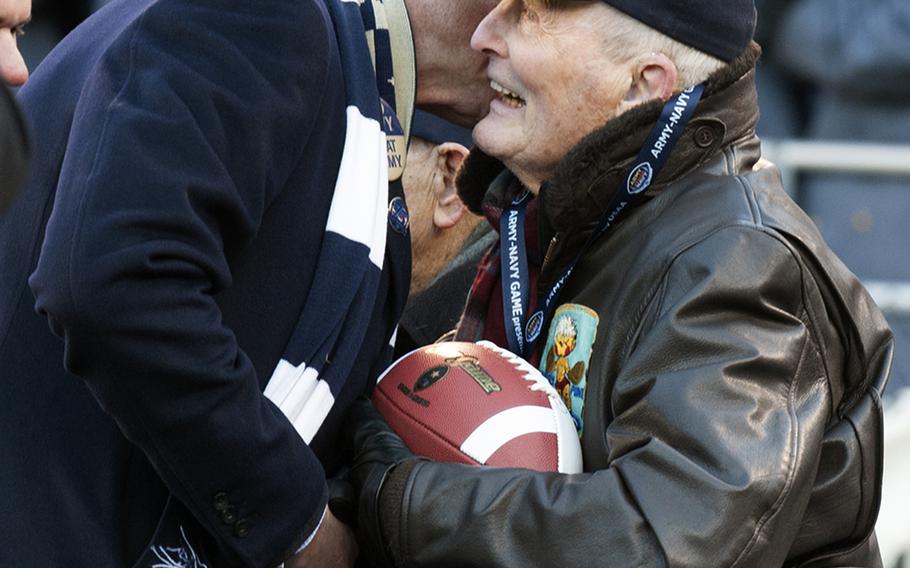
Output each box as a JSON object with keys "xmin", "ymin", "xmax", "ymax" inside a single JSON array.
[{"xmin": 0, "ymin": 0, "xmax": 408, "ymax": 565}]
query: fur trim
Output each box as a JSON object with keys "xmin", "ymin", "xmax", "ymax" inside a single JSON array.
[{"xmin": 455, "ymin": 148, "xmax": 505, "ymax": 215}]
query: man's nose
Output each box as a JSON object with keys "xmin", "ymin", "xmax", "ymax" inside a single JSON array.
[
  {"xmin": 0, "ymin": 35, "xmax": 29, "ymax": 87},
  {"xmin": 470, "ymin": 3, "xmax": 508, "ymax": 59}
]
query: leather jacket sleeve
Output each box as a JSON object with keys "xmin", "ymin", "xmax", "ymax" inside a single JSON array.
[{"xmin": 381, "ymin": 226, "xmax": 835, "ymax": 567}]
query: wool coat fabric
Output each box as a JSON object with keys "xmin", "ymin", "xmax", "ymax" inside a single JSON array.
[{"xmin": 0, "ymin": 0, "xmax": 409, "ymax": 565}]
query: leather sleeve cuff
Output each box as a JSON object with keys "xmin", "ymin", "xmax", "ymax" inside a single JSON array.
[{"xmin": 378, "ymin": 460, "xmax": 419, "ymax": 564}]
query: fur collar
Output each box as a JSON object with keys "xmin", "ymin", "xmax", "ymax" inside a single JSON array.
[{"xmin": 457, "ymin": 43, "xmax": 763, "ymax": 233}]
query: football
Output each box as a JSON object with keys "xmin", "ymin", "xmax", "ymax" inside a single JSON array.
[{"xmin": 373, "ymin": 340, "xmax": 583, "ymax": 473}]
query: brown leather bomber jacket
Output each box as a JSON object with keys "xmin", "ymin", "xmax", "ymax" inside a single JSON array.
[{"xmin": 378, "ymin": 45, "xmax": 894, "ymax": 568}]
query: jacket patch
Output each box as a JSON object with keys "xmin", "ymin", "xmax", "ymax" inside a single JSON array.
[{"xmin": 539, "ymin": 304, "xmax": 599, "ymax": 435}]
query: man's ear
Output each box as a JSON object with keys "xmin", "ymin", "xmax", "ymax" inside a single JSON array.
[
  {"xmin": 433, "ymin": 142, "xmax": 471, "ymax": 229},
  {"xmin": 620, "ymin": 53, "xmax": 678, "ymax": 111}
]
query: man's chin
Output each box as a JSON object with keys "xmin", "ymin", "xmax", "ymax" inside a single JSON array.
[{"xmin": 472, "ymin": 121, "xmax": 512, "ymax": 163}]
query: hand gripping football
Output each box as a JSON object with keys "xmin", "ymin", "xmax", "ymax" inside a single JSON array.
[{"xmin": 373, "ymin": 341, "xmax": 583, "ymax": 473}]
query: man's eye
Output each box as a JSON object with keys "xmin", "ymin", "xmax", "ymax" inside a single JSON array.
[{"xmin": 12, "ymin": 24, "xmax": 27, "ymax": 37}]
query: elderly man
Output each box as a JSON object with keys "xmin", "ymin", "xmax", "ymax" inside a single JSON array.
[
  {"xmin": 0, "ymin": 0, "xmax": 495, "ymax": 566},
  {"xmin": 395, "ymin": 110, "xmax": 493, "ymax": 356},
  {"xmin": 347, "ymin": 1, "xmax": 893, "ymax": 567}
]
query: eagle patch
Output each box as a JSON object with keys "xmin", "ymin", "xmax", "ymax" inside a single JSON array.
[{"xmin": 539, "ymin": 304, "xmax": 599, "ymax": 435}]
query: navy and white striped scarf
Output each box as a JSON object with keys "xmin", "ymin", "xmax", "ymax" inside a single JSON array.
[
  {"xmin": 138, "ymin": 2, "xmax": 412, "ymax": 566},
  {"xmin": 263, "ymin": 0, "xmax": 402, "ymax": 444}
]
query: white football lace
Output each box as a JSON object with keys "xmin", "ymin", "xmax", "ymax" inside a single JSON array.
[{"xmin": 475, "ymin": 341, "xmax": 568, "ymax": 413}]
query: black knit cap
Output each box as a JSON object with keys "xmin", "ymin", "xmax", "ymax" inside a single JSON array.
[{"xmin": 601, "ymin": 0, "xmax": 757, "ymax": 62}]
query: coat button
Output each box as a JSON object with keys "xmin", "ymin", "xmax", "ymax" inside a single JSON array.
[
  {"xmin": 213, "ymin": 492, "xmax": 230, "ymax": 511},
  {"xmin": 234, "ymin": 519, "xmax": 251, "ymax": 538},
  {"xmin": 220, "ymin": 507, "xmax": 237, "ymax": 525},
  {"xmin": 694, "ymin": 126, "xmax": 715, "ymax": 148}
]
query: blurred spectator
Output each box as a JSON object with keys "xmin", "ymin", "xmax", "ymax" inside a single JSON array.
[
  {"xmin": 754, "ymin": 0, "xmax": 809, "ymax": 139},
  {"xmin": 775, "ymin": 0, "xmax": 910, "ymax": 389},
  {"xmin": 773, "ymin": 2, "xmax": 910, "ymax": 566}
]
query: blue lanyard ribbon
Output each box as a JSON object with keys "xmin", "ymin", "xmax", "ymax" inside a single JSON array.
[
  {"xmin": 501, "ymin": 84, "xmax": 706, "ymax": 358},
  {"xmin": 499, "ymin": 190, "xmax": 533, "ymax": 355}
]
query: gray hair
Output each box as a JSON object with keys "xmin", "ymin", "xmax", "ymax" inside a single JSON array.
[
  {"xmin": 598, "ymin": 4, "xmax": 725, "ymax": 88},
  {"xmin": 534, "ymin": 0, "xmax": 725, "ymax": 88}
]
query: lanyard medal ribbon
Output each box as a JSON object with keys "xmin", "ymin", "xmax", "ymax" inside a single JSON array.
[
  {"xmin": 501, "ymin": 84, "xmax": 706, "ymax": 359},
  {"xmin": 499, "ymin": 190, "xmax": 534, "ymax": 355}
]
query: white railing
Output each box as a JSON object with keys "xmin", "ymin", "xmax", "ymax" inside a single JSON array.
[
  {"xmin": 762, "ymin": 140, "xmax": 910, "ymax": 177},
  {"xmin": 762, "ymin": 139, "xmax": 910, "ymax": 315},
  {"xmin": 866, "ymin": 282, "xmax": 910, "ymax": 316}
]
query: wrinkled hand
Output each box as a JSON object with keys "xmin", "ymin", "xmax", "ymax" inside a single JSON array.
[
  {"xmin": 345, "ymin": 397, "xmax": 419, "ymax": 567},
  {"xmin": 283, "ymin": 506, "xmax": 357, "ymax": 568}
]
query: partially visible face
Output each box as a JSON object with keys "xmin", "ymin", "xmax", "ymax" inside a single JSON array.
[
  {"xmin": 471, "ymin": 0, "xmax": 630, "ymax": 189},
  {"xmin": 0, "ymin": 0, "xmax": 30, "ymax": 86},
  {"xmin": 411, "ymin": 0, "xmax": 500, "ymax": 126},
  {"xmin": 401, "ymin": 138, "xmax": 437, "ymax": 271},
  {"xmin": 401, "ymin": 136, "xmax": 475, "ymax": 296},
  {"xmin": 554, "ymin": 333, "xmax": 576, "ymax": 357}
]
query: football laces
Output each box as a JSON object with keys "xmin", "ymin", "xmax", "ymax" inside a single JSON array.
[{"xmin": 475, "ymin": 340, "xmax": 568, "ymax": 413}]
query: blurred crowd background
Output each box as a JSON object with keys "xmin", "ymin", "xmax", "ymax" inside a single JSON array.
[
  {"xmin": 753, "ymin": 3, "xmax": 910, "ymax": 565},
  {"xmin": 17, "ymin": 0, "xmax": 910, "ymax": 566}
]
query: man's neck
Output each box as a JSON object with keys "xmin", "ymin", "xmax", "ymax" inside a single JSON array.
[{"xmin": 411, "ymin": 215, "xmax": 483, "ymax": 296}]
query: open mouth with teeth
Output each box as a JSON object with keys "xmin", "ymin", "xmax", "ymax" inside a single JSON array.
[{"xmin": 491, "ymin": 80, "xmax": 526, "ymax": 109}]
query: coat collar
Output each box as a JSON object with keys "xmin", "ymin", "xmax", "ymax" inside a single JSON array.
[{"xmin": 457, "ymin": 44, "xmax": 763, "ymax": 234}]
